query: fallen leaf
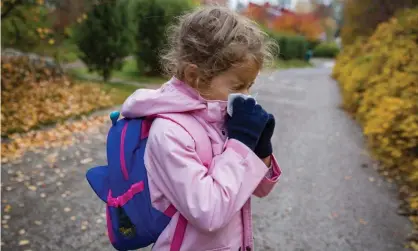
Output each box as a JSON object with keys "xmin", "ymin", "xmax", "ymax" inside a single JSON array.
[
  {"xmin": 40, "ymin": 193, "xmax": 46, "ymax": 198},
  {"xmin": 96, "ymin": 219, "xmax": 103, "ymax": 224},
  {"xmin": 64, "ymin": 207, "xmax": 71, "ymax": 213},
  {"xmin": 4, "ymin": 204, "xmax": 11, "ymax": 213},
  {"xmin": 45, "ymin": 153, "xmax": 58, "ymax": 166},
  {"xmin": 28, "ymin": 185, "xmax": 37, "ymax": 191},
  {"xmin": 359, "ymin": 218, "xmax": 368, "ymax": 225},
  {"xmin": 19, "ymin": 229, "xmax": 26, "ymax": 235},
  {"xmin": 80, "ymin": 158, "xmax": 93, "ymax": 164},
  {"xmin": 34, "ymin": 220, "xmax": 42, "ymax": 225},
  {"xmin": 3, "ymin": 215, "xmax": 11, "ymax": 220},
  {"xmin": 368, "ymin": 177, "xmax": 375, "ymax": 182},
  {"xmin": 70, "ymin": 216, "xmax": 76, "ymax": 221},
  {"xmin": 18, "ymin": 239, "xmax": 30, "ymax": 246}
]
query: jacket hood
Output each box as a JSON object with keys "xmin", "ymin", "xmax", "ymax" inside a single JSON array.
[{"xmin": 121, "ymin": 78, "xmax": 227, "ymax": 123}]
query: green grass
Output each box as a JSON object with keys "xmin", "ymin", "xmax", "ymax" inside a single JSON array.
[
  {"xmin": 68, "ymin": 58, "xmax": 167, "ymax": 84},
  {"xmin": 71, "ymin": 77, "xmax": 141, "ymax": 105},
  {"xmin": 113, "ymin": 58, "xmax": 166, "ymax": 84},
  {"xmin": 33, "ymin": 41, "xmax": 81, "ymax": 63},
  {"xmin": 274, "ymin": 59, "xmax": 312, "ymax": 69}
]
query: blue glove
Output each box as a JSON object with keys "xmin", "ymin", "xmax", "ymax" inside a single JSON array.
[
  {"xmin": 226, "ymin": 97, "xmax": 269, "ymax": 151},
  {"xmin": 254, "ymin": 113, "xmax": 275, "ymax": 158}
]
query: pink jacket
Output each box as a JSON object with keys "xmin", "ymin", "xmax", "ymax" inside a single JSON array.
[{"xmin": 121, "ymin": 78, "xmax": 281, "ymax": 251}]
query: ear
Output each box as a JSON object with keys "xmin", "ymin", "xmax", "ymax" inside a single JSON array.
[{"xmin": 184, "ymin": 64, "xmax": 199, "ymax": 88}]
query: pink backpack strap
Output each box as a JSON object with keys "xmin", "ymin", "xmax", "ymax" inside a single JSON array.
[
  {"xmin": 156, "ymin": 113, "xmax": 212, "ymax": 167},
  {"xmin": 154, "ymin": 113, "xmax": 212, "ymax": 251}
]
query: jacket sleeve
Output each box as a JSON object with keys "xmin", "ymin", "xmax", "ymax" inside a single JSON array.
[
  {"xmin": 144, "ymin": 118, "xmax": 270, "ymax": 233},
  {"xmin": 253, "ymin": 155, "xmax": 281, "ymax": 198}
]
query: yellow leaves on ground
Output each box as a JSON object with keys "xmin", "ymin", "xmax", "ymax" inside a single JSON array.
[
  {"xmin": 1, "ymin": 115, "xmax": 108, "ymax": 163},
  {"xmin": 333, "ymin": 7, "xmax": 418, "ymax": 248},
  {"xmin": 1, "ymin": 56, "xmax": 113, "ymax": 136}
]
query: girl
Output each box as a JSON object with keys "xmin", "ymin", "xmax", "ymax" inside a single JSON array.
[{"xmin": 121, "ymin": 6, "xmax": 281, "ymax": 251}]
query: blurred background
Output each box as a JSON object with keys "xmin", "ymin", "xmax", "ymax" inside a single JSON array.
[{"xmin": 1, "ymin": 0, "xmax": 417, "ymax": 250}]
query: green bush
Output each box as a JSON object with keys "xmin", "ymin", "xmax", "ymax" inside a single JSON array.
[
  {"xmin": 73, "ymin": 0, "xmax": 135, "ymax": 81},
  {"xmin": 313, "ymin": 42, "xmax": 340, "ymax": 58},
  {"xmin": 135, "ymin": 0, "xmax": 196, "ymax": 76},
  {"xmin": 265, "ymin": 31, "xmax": 309, "ymax": 60},
  {"xmin": 307, "ymin": 39, "xmax": 320, "ymax": 50}
]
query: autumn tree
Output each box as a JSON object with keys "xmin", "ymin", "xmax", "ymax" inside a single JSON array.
[
  {"xmin": 270, "ymin": 12, "xmax": 323, "ymax": 41},
  {"xmin": 73, "ymin": 0, "xmax": 134, "ymax": 81},
  {"xmin": 1, "ymin": 0, "xmax": 54, "ymax": 51},
  {"xmin": 341, "ymin": 0, "xmax": 417, "ymax": 45}
]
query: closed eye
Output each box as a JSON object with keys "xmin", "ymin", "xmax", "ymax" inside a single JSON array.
[{"xmin": 233, "ymin": 82, "xmax": 254, "ymax": 91}]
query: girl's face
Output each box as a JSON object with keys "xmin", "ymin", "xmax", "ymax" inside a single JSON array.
[{"xmin": 201, "ymin": 59, "xmax": 260, "ymax": 101}]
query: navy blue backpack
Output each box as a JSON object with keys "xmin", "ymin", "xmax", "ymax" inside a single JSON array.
[{"xmin": 86, "ymin": 111, "xmax": 211, "ymax": 251}]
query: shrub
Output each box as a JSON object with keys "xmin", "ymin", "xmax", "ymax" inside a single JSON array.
[
  {"xmin": 341, "ymin": 0, "xmax": 417, "ymax": 45},
  {"xmin": 313, "ymin": 42, "xmax": 340, "ymax": 58},
  {"xmin": 333, "ymin": 8, "xmax": 418, "ymax": 245},
  {"xmin": 265, "ymin": 31, "xmax": 309, "ymax": 60},
  {"xmin": 135, "ymin": 0, "xmax": 196, "ymax": 76},
  {"xmin": 307, "ymin": 39, "xmax": 320, "ymax": 50},
  {"xmin": 73, "ymin": 0, "xmax": 134, "ymax": 81}
]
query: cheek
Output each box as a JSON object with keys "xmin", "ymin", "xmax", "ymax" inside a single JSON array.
[
  {"xmin": 207, "ymin": 80, "xmax": 231, "ymax": 101},
  {"xmin": 216, "ymin": 87, "xmax": 231, "ymax": 101}
]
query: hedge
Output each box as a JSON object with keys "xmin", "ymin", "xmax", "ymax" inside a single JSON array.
[
  {"xmin": 333, "ymin": 8, "xmax": 418, "ymax": 247},
  {"xmin": 265, "ymin": 31, "xmax": 309, "ymax": 60},
  {"xmin": 313, "ymin": 42, "xmax": 340, "ymax": 58}
]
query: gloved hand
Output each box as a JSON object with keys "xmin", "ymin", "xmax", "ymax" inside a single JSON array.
[
  {"xmin": 226, "ymin": 96, "xmax": 269, "ymax": 151},
  {"xmin": 254, "ymin": 113, "xmax": 275, "ymax": 158}
]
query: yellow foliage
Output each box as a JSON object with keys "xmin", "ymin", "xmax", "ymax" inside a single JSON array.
[
  {"xmin": 1, "ymin": 56, "xmax": 113, "ymax": 136},
  {"xmin": 333, "ymin": 7, "xmax": 418, "ymax": 245}
]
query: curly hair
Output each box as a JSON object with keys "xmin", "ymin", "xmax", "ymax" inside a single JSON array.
[{"xmin": 160, "ymin": 5, "xmax": 276, "ymax": 85}]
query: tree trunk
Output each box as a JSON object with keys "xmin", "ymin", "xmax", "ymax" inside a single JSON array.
[{"xmin": 103, "ymin": 68, "xmax": 111, "ymax": 82}]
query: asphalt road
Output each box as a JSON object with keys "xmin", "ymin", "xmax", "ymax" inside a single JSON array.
[{"xmin": 1, "ymin": 62, "xmax": 412, "ymax": 251}]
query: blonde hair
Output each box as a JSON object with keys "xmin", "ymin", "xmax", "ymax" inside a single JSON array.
[{"xmin": 161, "ymin": 5, "xmax": 275, "ymax": 85}]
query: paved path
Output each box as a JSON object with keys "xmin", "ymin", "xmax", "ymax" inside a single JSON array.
[{"xmin": 1, "ymin": 63, "xmax": 412, "ymax": 251}]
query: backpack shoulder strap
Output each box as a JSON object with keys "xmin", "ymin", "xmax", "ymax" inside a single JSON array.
[
  {"xmin": 156, "ymin": 113, "xmax": 212, "ymax": 167},
  {"xmin": 154, "ymin": 113, "xmax": 212, "ymax": 251}
]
